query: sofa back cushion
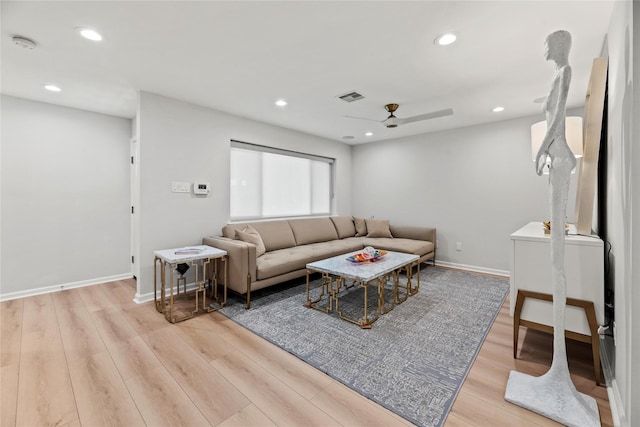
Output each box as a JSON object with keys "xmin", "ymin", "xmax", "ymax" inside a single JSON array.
[
  {"xmin": 330, "ymin": 216, "xmax": 357, "ymax": 239},
  {"xmin": 288, "ymin": 217, "xmax": 339, "ymax": 246},
  {"xmin": 223, "ymin": 220, "xmax": 296, "ymax": 252},
  {"xmin": 353, "ymin": 217, "xmax": 368, "ymax": 236}
]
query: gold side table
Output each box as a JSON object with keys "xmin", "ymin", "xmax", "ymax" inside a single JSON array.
[{"xmin": 154, "ymin": 245, "xmax": 227, "ymax": 323}]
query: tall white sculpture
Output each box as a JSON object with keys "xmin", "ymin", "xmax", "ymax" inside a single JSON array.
[{"xmin": 504, "ymin": 30, "xmax": 600, "ymax": 427}]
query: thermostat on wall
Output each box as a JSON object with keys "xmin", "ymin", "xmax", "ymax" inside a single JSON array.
[{"xmin": 193, "ymin": 182, "xmax": 210, "ymax": 195}]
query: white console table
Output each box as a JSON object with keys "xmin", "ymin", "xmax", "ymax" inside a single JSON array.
[
  {"xmin": 509, "ymin": 221, "xmax": 604, "ymax": 333},
  {"xmin": 509, "ymin": 221, "xmax": 604, "ymax": 384}
]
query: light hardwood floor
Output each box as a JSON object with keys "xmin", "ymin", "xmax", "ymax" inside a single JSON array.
[{"xmin": 1, "ymin": 270, "xmax": 612, "ymax": 426}]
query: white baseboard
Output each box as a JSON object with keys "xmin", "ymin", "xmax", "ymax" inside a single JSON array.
[
  {"xmin": 607, "ymin": 379, "xmax": 627, "ymax": 427},
  {"xmin": 0, "ymin": 273, "xmax": 133, "ymax": 302},
  {"xmin": 593, "ymin": 325, "xmax": 626, "ymax": 426},
  {"xmin": 133, "ymin": 291, "xmax": 155, "ymax": 304},
  {"xmin": 434, "ymin": 260, "xmax": 510, "ymax": 278}
]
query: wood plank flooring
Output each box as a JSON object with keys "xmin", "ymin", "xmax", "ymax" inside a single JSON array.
[{"xmin": 0, "ymin": 271, "xmax": 613, "ymax": 426}]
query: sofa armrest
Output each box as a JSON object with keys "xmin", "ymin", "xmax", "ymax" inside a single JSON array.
[
  {"xmin": 202, "ymin": 236, "xmax": 256, "ymax": 295},
  {"xmin": 389, "ymin": 225, "xmax": 436, "ymax": 244}
]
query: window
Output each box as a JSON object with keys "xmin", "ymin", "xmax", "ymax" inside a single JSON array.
[{"xmin": 230, "ymin": 141, "xmax": 333, "ymax": 220}]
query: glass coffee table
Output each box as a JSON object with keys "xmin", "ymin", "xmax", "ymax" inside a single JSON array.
[{"xmin": 304, "ymin": 250, "xmax": 419, "ymax": 328}]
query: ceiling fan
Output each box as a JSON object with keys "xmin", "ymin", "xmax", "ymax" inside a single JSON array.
[{"xmin": 347, "ymin": 103, "xmax": 454, "ymax": 128}]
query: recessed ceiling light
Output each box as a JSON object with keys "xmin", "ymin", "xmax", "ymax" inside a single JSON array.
[
  {"xmin": 275, "ymin": 99, "xmax": 287, "ymax": 107},
  {"xmin": 77, "ymin": 28, "xmax": 103, "ymax": 41},
  {"xmin": 492, "ymin": 106, "xmax": 505, "ymax": 112},
  {"xmin": 44, "ymin": 84, "xmax": 61, "ymax": 92},
  {"xmin": 435, "ymin": 33, "xmax": 457, "ymax": 46},
  {"xmin": 365, "ymin": 132, "xmax": 373, "ymax": 136}
]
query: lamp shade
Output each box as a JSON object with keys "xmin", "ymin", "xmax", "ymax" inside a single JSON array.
[{"xmin": 531, "ymin": 116, "xmax": 583, "ymax": 161}]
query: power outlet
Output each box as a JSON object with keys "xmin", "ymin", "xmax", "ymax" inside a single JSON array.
[{"xmin": 456, "ymin": 242, "xmax": 462, "ymax": 251}]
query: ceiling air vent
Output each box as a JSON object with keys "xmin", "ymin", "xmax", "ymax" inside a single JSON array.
[
  {"xmin": 337, "ymin": 91, "xmax": 365, "ymax": 102},
  {"xmin": 11, "ymin": 35, "xmax": 37, "ymax": 50}
]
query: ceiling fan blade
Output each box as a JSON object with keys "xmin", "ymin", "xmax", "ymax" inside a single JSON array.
[
  {"xmin": 344, "ymin": 115, "xmax": 384, "ymax": 123},
  {"xmin": 398, "ymin": 108, "xmax": 454, "ymax": 125}
]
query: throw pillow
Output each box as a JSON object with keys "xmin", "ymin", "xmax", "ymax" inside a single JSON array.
[
  {"xmin": 330, "ymin": 216, "xmax": 357, "ymax": 239},
  {"xmin": 366, "ymin": 219, "xmax": 393, "ymax": 238},
  {"xmin": 353, "ymin": 217, "xmax": 367, "ymax": 237},
  {"xmin": 235, "ymin": 225, "xmax": 266, "ymax": 257}
]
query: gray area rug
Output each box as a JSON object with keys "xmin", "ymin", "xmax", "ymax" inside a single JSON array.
[{"xmin": 220, "ymin": 266, "xmax": 509, "ymax": 427}]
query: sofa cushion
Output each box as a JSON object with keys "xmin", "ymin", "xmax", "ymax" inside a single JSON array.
[
  {"xmin": 256, "ymin": 239, "xmax": 364, "ymax": 280},
  {"xmin": 288, "ymin": 218, "xmax": 339, "ymax": 246},
  {"xmin": 303, "ymin": 239, "xmax": 365, "ymax": 261},
  {"xmin": 256, "ymin": 247, "xmax": 312, "ymax": 280},
  {"xmin": 353, "ymin": 217, "xmax": 367, "ymax": 236},
  {"xmin": 330, "ymin": 216, "xmax": 357, "ymax": 239},
  {"xmin": 389, "ymin": 225, "xmax": 435, "ymax": 242},
  {"xmin": 235, "ymin": 225, "xmax": 266, "ymax": 257},
  {"xmin": 363, "ymin": 237, "xmax": 434, "ymax": 256},
  {"xmin": 250, "ymin": 221, "xmax": 297, "ymax": 252},
  {"xmin": 221, "ymin": 223, "xmax": 243, "ymax": 239},
  {"xmin": 366, "ymin": 219, "xmax": 393, "ymax": 238},
  {"xmin": 223, "ymin": 221, "xmax": 296, "ymax": 252}
]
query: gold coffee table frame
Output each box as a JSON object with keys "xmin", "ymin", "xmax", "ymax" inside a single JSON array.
[
  {"xmin": 305, "ymin": 250, "xmax": 419, "ymax": 329},
  {"xmin": 153, "ymin": 245, "xmax": 227, "ymax": 323}
]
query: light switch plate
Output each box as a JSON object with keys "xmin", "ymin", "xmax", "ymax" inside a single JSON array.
[{"xmin": 171, "ymin": 182, "xmax": 190, "ymax": 193}]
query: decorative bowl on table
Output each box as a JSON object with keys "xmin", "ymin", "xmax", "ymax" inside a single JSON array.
[{"xmin": 346, "ymin": 248, "xmax": 388, "ymax": 263}]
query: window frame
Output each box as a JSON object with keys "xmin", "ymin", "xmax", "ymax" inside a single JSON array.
[{"xmin": 229, "ymin": 140, "xmax": 334, "ymax": 221}]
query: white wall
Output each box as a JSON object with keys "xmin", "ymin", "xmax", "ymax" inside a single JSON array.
[
  {"xmin": 0, "ymin": 95, "xmax": 132, "ymax": 298},
  {"xmin": 605, "ymin": 1, "xmax": 638, "ymax": 425},
  {"xmin": 631, "ymin": 4, "xmax": 640, "ymax": 422},
  {"xmin": 135, "ymin": 91, "xmax": 352, "ymax": 300},
  {"xmin": 351, "ymin": 113, "xmax": 580, "ymax": 274}
]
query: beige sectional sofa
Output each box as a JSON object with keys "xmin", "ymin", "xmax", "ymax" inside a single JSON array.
[{"xmin": 203, "ymin": 216, "xmax": 435, "ymax": 308}]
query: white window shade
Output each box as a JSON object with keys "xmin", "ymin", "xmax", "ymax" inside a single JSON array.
[
  {"xmin": 230, "ymin": 141, "xmax": 333, "ymax": 220},
  {"xmin": 311, "ymin": 161, "xmax": 331, "ymax": 214},
  {"xmin": 230, "ymin": 148, "xmax": 261, "ymax": 217}
]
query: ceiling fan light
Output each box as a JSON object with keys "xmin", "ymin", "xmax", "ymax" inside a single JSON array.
[{"xmin": 385, "ymin": 117, "xmax": 399, "ymax": 128}]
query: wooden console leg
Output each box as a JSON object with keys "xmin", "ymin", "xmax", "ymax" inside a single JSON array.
[
  {"xmin": 583, "ymin": 301, "xmax": 603, "ymax": 386},
  {"xmin": 513, "ymin": 290, "xmax": 526, "ymax": 358},
  {"xmin": 513, "ymin": 290, "xmax": 603, "ymax": 386}
]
